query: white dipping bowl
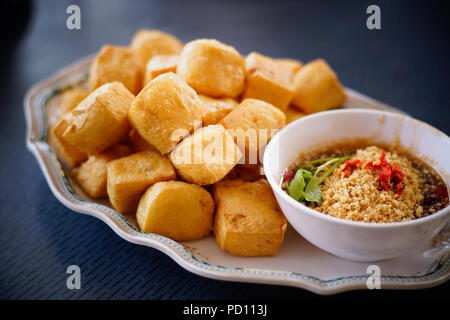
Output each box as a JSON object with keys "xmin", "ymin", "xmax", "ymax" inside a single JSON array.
[{"xmin": 263, "ymin": 109, "xmax": 450, "ymax": 262}]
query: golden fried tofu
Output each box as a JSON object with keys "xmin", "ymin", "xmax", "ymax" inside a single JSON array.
[
  {"xmin": 225, "ymin": 164, "xmax": 264, "ymax": 182},
  {"xmin": 242, "ymin": 52, "xmax": 295, "ymax": 111},
  {"xmin": 198, "ymin": 95, "xmax": 238, "ymax": 126},
  {"xmin": 130, "ymin": 29, "xmax": 183, "ymax": 64},
  {"xmin": 285, "ymin": 106, "xmax": 306, "ymax": 124},
  {"xmin": 213, "ymin": 179, "xmax": 287, "ymax": 256},
  {"xmin": 60, "ymin": 88, "xmax": 89, "ymax": 115},
  {"xmin": 170, "ymin": 125, "xmax": 242, "ymax": 185},
  {"xmin": 143, "ymin": 54, "xmax": 179, "ymax": 87},
  {"xmin": 88, "ymin": 45, "xmax": 143, "ymax": 95},
  {"xmin": 106, "ymin": 150, "xmax": 176, "ymax": 214},
  {"xmin": 129, "ymin": 129, "xmax": 157, "ymax": 152},
  {"xmin": 48, "ymin": 115, "xmax": 87, "ymax": 167},
  {"xmin": 177, "ymin": 39, "xmax": 245, "ymax": 98},
  {"xmin": 62, "ymin": 82, "xmax": 134, "ymax": 155},
  {"xmin": 276, "ymin": 58, "xmax": 303, "ymax": 79},
  {"xmin": 72, "ymin": 144, "xmax": 133, "ymax": 198},
  {"xmin": 137, "ymin": 181, "xmax": 214, "ymax": 240},
  {"xmin": 128, "ymin": 72, "xmax": 202, "ymax": 155},
  {"xmin": 291, "ymin": 59, "xmax": 346, "ymax": 113},
  {"xmin": 219, "ymin": 99, "xmax": 285, "ymax": 165}
]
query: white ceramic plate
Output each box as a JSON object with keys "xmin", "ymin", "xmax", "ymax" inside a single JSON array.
[{"xmin": 24, "ymin": 55, "xmax": 449, "ymax": 295}]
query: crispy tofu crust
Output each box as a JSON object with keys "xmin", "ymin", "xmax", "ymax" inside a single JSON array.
[
  {"xmin": 60, "ymin": 88, "xmax": 89, "ymax": 115},
  {"xmin": 170, "ymin": 125, "xmax": 242, "ymax": 185},
  {"xmin": 137, "ymin": 181, "xmax": 214, "ymax": 241},
  {"xmin": 291, "ymin": 59, "xmax": 346, "ymax": 113},
  {"xmin": 62, "ymin": 82, "xmax": 134, "ymax": 155},
  {"xmin": 89, "ymin": 45, "xmax": 143, "ymax": 95},
  {"xmin": 48, "ymin": 114, "xmax": 87, "ymax": 167},
  {"xmin": 219, "ymin": 98, "xmax": 285, "ymax": 165},
  {"xmin": 243, "ymin": 52, "xmax": 296, "ymax": 111},
  {"xmin": 128, "ymin": 72, "xmax": 202, "ymax": 155},
  {"xmin": 130, "ymin": 29, "xmax": 183, "ymax": 64},
  {"xmin": 212, "ymin": 179, "xmax": 287, "ymax": 256},
  {"xmin": 106, "ymin": 150, "xmax": 176, "ymax": 214},
  {"xmin": 128, "ymin": 129, "xmax": 157, "ymax": 152},
  {"xmin": 143, "ymin": 54, "xmax": 179, "ymax": 87},
  {"xmin": 72, "ymin": 144, "xmax": 133, "ymax": 198},
  {"xmin": 198, "ymin": 95, "xmax": 238, "ymax": 126},
  {"xmin": 177, "ymin": 39, "xmax": 245, "ymax": 98},
  {"xmin": 284, "ymin": 105, "xmax": 306, "ymax": 124}
]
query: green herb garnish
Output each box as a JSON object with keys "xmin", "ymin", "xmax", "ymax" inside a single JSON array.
[
  {"xmin": 285, "ymin": 156, "xmax": 351, "ymax": 203},
  {"xmin": 286, "ymin": 169, "xmax": 310, "ymax": 201}
]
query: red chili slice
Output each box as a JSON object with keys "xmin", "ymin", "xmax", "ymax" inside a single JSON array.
[
  {"xmin": 379, "ymin": 151, "xmax": 388, "ymax": 165},
  {"xmin": 363, "ymin": 151, "xmax": 405, "ymax": 195},
  {"xmin": 435, "ymin": 185, "xmax": 448, "ymax": 199},
  {"xmin": 364, "ymin": 151, "xmax": 388, "ymax": 170},
  {"xmin": 363, "ymin": 161, "xmax": 377, "ymax": 170},
  {"xmin": 391, "ymin": 163, "xmax": 405, "ymax": 194},
  {"xmin": 378, "ymin": 163, "xmax": 392, "ymax": 192},
  {"xmin": 342, "ymin": 159, "xmax": 361, "ymax": 178},
  {"xmin": 391, "ymin": 163, "xmax": 404, "ymax": 183}
]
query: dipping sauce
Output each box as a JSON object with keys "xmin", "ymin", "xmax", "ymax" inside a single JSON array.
[{"xmin": 282, "ymin": 143, "xmax": 448, "ymax": 223}]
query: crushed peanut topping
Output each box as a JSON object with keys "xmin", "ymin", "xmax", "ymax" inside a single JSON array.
[{"xmin": 316, "ymin": 146, "xmax": 424, "ymax": 223}]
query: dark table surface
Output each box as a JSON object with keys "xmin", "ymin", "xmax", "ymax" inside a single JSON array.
[{"xmin": 0, "ymin": 0, "xmax": 449, "ymax": 300}]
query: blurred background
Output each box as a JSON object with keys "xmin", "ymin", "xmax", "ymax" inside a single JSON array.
[{"xmin": 0, "ymin": 0, "xmax": 448, "ymax": 299}]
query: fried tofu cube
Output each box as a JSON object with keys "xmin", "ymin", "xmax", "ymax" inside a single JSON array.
[
  {"xmin": 60, "ymin": 88, "xmax": 89, "ymax": 115},
  {"xmin": 219, "ymin": 99, "xmax": 285, "ymax": 165},
  {"xmin": 137, "ymin": 181, "xmax": 214, "ymax": 241},
  {"xmin": 88, "ymin": 45, "xmax": 143, "ymax": 95},
  {"xmin": 213, "ymin": 179, "xmax": 287, "ymax": 256},
  {"xmin": 292, "ymin": 59, "xmax": 346, "ymax": 113},
  {"xmin": 48, "ymin": 115, "xmax": 87, "ymax": 167},
  {"xmin": 177, "ymin": 39, "xmax": 245, "ymax": 98},
  {"xmin": 198, "ymin": 95, "xmax": 238, "ymax": 126},
  {"xmin": 62, "ymin": 82, "xmax": 134, "ymax": 155},
  {"xmin": 285, "ymin": 106, "xmax": 306, "ymax": 124},
  {"xmin": 130, "ymin": 29, "xmax": 183, "ymax": 64},
  {"xmin": 143, "ymin": 54, "xmax": 179, "ymax": 87},
  {"xmin": 276, "ymin": 58, "xmax": 303, "ymax": 87},
  {"xmin": 225, "ymin": 164, "xmax": 264, "ymax": 182},
  {"xmin": 242, "ymin": 52, "xmax": 295, "ymax": 111},
  {"xmin": 128, "ymin": 72, "xmax": 202, "ymax": 155},
  {"xmin": 170, "ymin": 125, "xmax": 242, "ymax": 185},
  {"xmin": 129, "ymin": 129, "xmax": 157, "ymax": 152},
  {"xmin": 72, "ymin": 144, "xmax": 133, "ymax": 198},
  {"xmin": 106, "ymin": 150, "xmax": 176, "ymax": 214}
]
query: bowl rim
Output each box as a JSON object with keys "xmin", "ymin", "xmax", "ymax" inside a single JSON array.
[{"xmin": 263, "ymin": 108, "xmax": 450, "ymax": 229}]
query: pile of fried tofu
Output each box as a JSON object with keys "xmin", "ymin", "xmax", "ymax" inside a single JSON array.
[{"xmin": 48, "ymin": 29, "xmax": 346, "ymax": 257}]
